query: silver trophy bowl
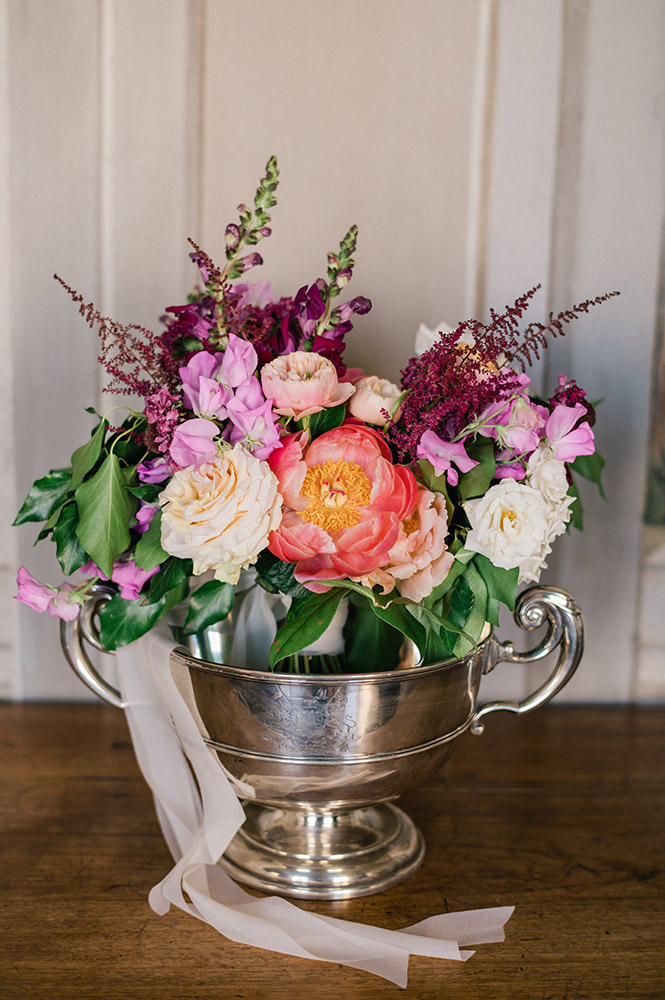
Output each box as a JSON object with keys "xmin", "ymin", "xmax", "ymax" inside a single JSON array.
[{"xmin": 61, "ymin": 585, "xmax": 583, "ymax": 899}]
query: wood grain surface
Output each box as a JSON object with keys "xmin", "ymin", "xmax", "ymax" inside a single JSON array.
[{"xmin": 2, "ymin": 703, "xmax": 663, "ymax": 999}]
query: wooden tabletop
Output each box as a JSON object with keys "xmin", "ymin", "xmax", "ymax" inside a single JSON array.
[{"xmin": 2, "ymin": 703, "xmax": 663, "ymax": 999}]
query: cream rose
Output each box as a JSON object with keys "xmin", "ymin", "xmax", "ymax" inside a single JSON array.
[
  {"xmin": 260, "ymin": 351, "xmax": 355, "ymax": 420},
  {"xmin": 347, "ymin": 374, "xmax": 402, "ymax": 426},
  {"xmin": 464, "ymin": 479, "xmax": 554, "ymax": 584},
  {"xmin": 159, "ymin": 444, "xmax": 283, "ymax": 584},
  {"xmin": 526, "ymin": 446, "xmax": 570, "ymax": 505}
]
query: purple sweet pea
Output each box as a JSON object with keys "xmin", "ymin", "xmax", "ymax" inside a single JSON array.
[
  {"xmin": 137, "ymin": 457, "xmax": 170, "ymax": 484},
  {"xmin": 135, "ymin": 503, "xmax": 158, "ymax": 534},
  {"xmin": 417, "ymin": 431, "xmax": 479, "ymax": 487},
  {"xmin": 545, "ymin": 403, "xmax": 595, "ymax": 462},
  {"xmin": 220, "ymin": 335, "xmax": 258, "ymax": 388},
  {"xmin": 169, "ymin": 418, "xmax": 219, "ymax": 469}
]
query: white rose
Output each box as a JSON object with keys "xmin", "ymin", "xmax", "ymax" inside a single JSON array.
[
  {"xmin": 159, "ymin": 444, "xmax": 283, "ymax": 584},
  {"xmin": 526, "ymin": 447, "xmax": 570, "ymax": 505},
  {"xmin": 414, "ymin": 320, "xmax": 453, "ymax": 356},
  {"xmin": 347, "ymin": 375, "xmax": 402, "ymax": 426},
  {"xmin": 464, "ymin": 479, "xmax": 553, "ymax": 584}
]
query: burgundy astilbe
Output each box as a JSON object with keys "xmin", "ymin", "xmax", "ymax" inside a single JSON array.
[
  {"xmin": 385, "ymin": 328, "xmax": 522, "ymax": 462},
  {"xmin": 55, "ymin": 275, "xmax": 178, "ymax": 397}
]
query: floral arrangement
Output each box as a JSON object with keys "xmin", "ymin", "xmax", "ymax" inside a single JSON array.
[{"xmin": 14, "ymin": 158, "xmax": 611, "ymax": 673}]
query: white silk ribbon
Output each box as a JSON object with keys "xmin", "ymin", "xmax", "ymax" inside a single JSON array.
[{"xmin": 115, "ymin": 627, "xmax": 514, "ymax": 988}]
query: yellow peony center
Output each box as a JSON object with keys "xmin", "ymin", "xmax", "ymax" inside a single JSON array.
[{"xmin": 301, "ymin": 458, "xmax": 372, "ymax": 532}]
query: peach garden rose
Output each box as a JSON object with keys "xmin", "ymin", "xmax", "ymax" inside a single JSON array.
[{"xmin": 260, "ymin": 350, "xmax": 355, "ymax": 420}]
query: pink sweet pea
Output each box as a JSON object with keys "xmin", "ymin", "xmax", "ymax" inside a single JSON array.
[
  {"xmin": 170, "ymin": 418, "xmax": 219, "ymax": 469},
  {"xmin": 545, "ymin": 403, "xmax": 595, "ymax": 461},
  {"xmin": 180, "ymin": 351, "xmax": 230, "ymax": 419},
  {"xmin": 111, "ymin": 560, "xmax": 160, "ymax": 601},
  {"xmin": 417, "ymin": 431, "xmax": 479, "ymax": 487},
  {"xmin": 14, "ymin": 568, "xmax": 80, "ymax": 621},
  {"xmin": 227, "ymin": 380, "xmax": 282, "ymax": 460},
  {"xmin": 220, "ymin": 334, "xmax": 258, "ymax": 388},
  {"xmin": 233, "ymin": 280, "xmax": 275, "ymax": 309}
]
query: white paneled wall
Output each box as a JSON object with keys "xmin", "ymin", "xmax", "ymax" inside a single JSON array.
[{"xmin": 3, "ymin": 0, "xmax": 665, "ymax": 701}]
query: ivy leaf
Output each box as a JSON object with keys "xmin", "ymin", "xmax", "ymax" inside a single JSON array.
[
  {"xmin": 570, "ymin": 452, "xmax": 606, "ymax": 500},
  {"xmin": 146, "ymin": 556, "xmax": 192, "ymax": 605},
  {"xmin": 97, "ymin": 586, "xmax": 186, "ymax": 650},
  {"xmin": 70, "ymin": 418, "xmax": 108, "ymax": 489},
  {"xmin": 13, "ymin": 468, "xmax": 72, "ymax": 525},
  {"xmin": 255, "ymin": 550, "xmax": 310, "ymax": 599},
  {"xmin": 473, "ymin": 553, "xmax": 518, "ymax": 612},
  {"xmin": 183, "ymin": 580, "xmax": 235, "ymax": 635},
  {"xmin": 270, "ymin": 588, "xmax": 344, "ymax": 669},
  {"xmin": 75, "ymin": 454, "xmax": 134, "ymax": 578},
  {"xmin": 134, "ymin": 510, "xmax": 167, "ymax": 571},
  {"xmin": 458, "ymin": 438, "xmax": 496, "ymax": 501},
  {"xmin": 52, "ymin": 501, "xmax": 88, "ymax": 575}
]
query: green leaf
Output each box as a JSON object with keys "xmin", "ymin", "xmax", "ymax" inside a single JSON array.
[
  {"xmin": 570, "ymin": 452, "xmax": 606, "ymax": 500},
  {"xmin": 127, "ymin": 483, "xmax": 162, "ymax": 502},
  {"xmin": 255, "ymin": 550, "xmax": 310, "ymax": 599},
  {"xmin": 458, "ymin": 438, "xmax": 496, "ymax": 501},
  {"xmin": 370, "ymin": 600, "xmax": 427, "ymax": 654},
  {"xmin": 146, "ymin": 556, "xmax": 191, "ymax": 604},
  {"xmin": 70, "ymin": 419, "xmax": 108, "ymax": 489},
  {"xmin": 134, "ymin": 510, "xmax": 167, "ymax": 571},
  {"xmin": 306, "ymin": 402, "xmax": 347, "ymax": 440},
  {"xmin": 473, "ymin": 554, "xmax": 518, "ymax": 611},
  {"xmin": 567, "ymin": 476, "xmax": 583, "ymax": 531},
  {"xmin": 52, "ymin": 501, "xmax": 88, "ymax": 574},
  {"xmin": 270, "ymin": 588, "xmax": 344, "ymax": 669},
  {"xmin": 344, "ymin": 600, "xmax": 405, "ymax": 673},
  {"xmin": 183, "ymin": 580, "xmax": 235, "ymax": 634},
  {"xmin": 75, "ymin": 454, "xmax": 134, "ymax": 578},
  {"xmin": 13, "ymin": 468, "xmax": 72, "ymax": 525},
  {"xmin": 97, "ymin": 590, "xmax": 174, "ymax": 650},
  {"xmin": 453, "ymin": 562, "xmax": 488, "ymax": 657}
]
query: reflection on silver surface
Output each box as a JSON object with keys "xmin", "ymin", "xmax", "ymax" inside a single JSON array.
[{"xmin": 61, "ymin": 584, "xmax": 584, "ymax": 899}]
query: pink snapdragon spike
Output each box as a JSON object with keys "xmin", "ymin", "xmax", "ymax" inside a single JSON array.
[
  {"xmin": 14, "ymin": 568, "xmax": 80, "ymax": 621},
  {"xmin": 220, "ymin": 334, "xmax": 258, "ymax": 388},
  {"xmin": 169, "ymin": 418, "xmax": 219, "ymax": 469},
  {"xmin": 111, "ymin": 560, "xmax": 160, "ymax": 601},
  {"xmin": 137, "ymin": 457, "xmax": 170, "ymax": 483},
  {"xmin": 417, "ymin": 431, "xmax": 479, "ymax": 487},
  {"xmin": 545, "ymin": 403, "xmax": 595, "ymax": 461}
]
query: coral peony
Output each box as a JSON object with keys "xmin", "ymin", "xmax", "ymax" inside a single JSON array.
[{"xmin": 268, "ymin": 422, "xmax": 417, "ymax": 588}]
